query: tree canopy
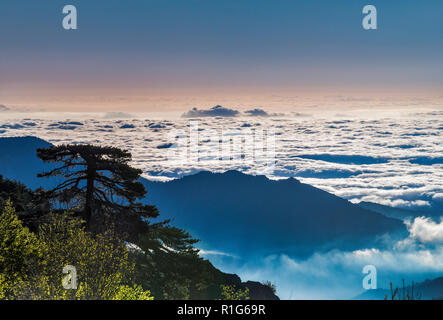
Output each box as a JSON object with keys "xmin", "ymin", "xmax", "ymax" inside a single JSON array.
[
  {"xmin": 37, "ymin": 144, "xmax": 158, "ymax": 238},
  {"xmin": 0, "ymin": 201, "xmax": 153, "ymax": 300}
]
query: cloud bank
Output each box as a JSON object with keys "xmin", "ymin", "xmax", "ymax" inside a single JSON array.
[
  {"xmin": 407, "ymin": 217, "xmax": 443, "ymax": 244},
  {"xmin": 182, "ymin": 105, "xmax": 239, "ymax": 118},
  {"xmin": 0, "ymin": 109, "xmax": 441, "ymax": 211},
  {"xmin": 244, "ymin": 108, "xmax": 283, "ymax": 117},
  {"xmin": 208, "ymin": 235, "xmax": 443, "ymax": 299},
  {"xmin": 182, "ymin": 106, "xmax": 283, "ymax": 118}
]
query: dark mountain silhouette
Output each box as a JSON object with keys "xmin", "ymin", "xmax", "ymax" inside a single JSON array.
[
  {"xmin": 222, "ymin": 273, "xmax": 279, "ymax": 300},
  {"xmin": 0, "ymin": 136, "xmax": 54, "ymax": 189},
  {"xmin": 355, "ymin": 276, "xmax": 443, "ymax": 300},
  {"xmin": 0, "ymin": 136, "xmax": 406, "ymax": 258},
  {"xmin": 142, "ymin": 171, "xmax": 406, "ymax": 257}
]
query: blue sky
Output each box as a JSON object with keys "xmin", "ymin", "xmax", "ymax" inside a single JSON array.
[{"xmin": 0, "ymin": 0, "xmax": 442, "ymax": 111}]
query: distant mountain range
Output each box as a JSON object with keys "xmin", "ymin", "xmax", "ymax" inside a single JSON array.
[
  {"xmin": 355, "ymin": 276, "xmax": 443, "ymax": 300},
  {"xmin": 143, "ymin": 171, "xmax": 406, "ymax": 257},
  {"xmin": 357, "ymin": 201, "xmax": 440, "ymax": 220},
  {"xmin": 0, "ymin": 136, "xmax": 406, "ymax": 258}
]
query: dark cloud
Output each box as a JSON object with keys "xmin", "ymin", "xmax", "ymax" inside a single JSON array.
[
  {"xmin": 244, "ymin": 108, "xmax": 269, "ymax": 117},
  {"xmin": 244, "ymin": 108, "xmax": 284, "ymax": 117},
  {"xmin": 295, "ymin": 154, "xmax": 390, "ymax": 165},
  {"xmin": 120, "ymin": 124, "xmax": 136, "ymax": 129},
  {"xmin": 156, "ymin": 143, "xmax": 174, "ymax": 149},
  {"xmin": 182, "ymin": 105, "xmax": 239, "ymax": 118},
  {"xmin": 182, "ymin": 106, "xmax": 283, "ymax": 118}
]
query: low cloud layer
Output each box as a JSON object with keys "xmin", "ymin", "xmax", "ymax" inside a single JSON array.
[
  {"xmin": 208, "ymin": 238, "xmax": 443, "ymax": 299},
  {"xmin": 199, "ymin": 216, "xmax": 443, "ymax": 299},
  {"xmin": 407, "ymin": 217, "xmax": 443, "ymax": 244}
]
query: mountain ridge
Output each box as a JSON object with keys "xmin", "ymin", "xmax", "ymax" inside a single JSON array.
[{"xmin": 142, "ymin": 170, "xmax": 406, "ymax": 257}]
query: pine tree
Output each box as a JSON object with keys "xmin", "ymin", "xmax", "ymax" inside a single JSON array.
[{"xmin": 37, "ymin": 145, "xmax": 158, "ymax": 238}]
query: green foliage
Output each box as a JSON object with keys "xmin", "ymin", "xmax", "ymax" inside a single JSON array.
[
  {"xmin": 0, "ymin": 198, "xmax": 224, "ymax": 301},
  {"xmin": 0, "ymin": 190, "xmax": 260, "ymax": 300},
  {"xmin": 133, "ymin": 224, "xmax": 223, "ymax": 300},
  {"xmin": 33, "ymin": 212, "xmax": 135, "ymax": 299},
  {"xmin": 111, "ymin": 285, "xmax": 153, "ymax": 300},
  {"xmin": 0, "ymin": 175, "xmax": 50, "ymax": 231},
  {"xmin": 0, "ymin": 176, "xmax": 34, "ymax": 213},
  {"xmin": 0, "ymin": 200, "xmax": 42, "ymax": 299},
  {"xmin": 220, "ymin": 285, "xmax": 250, "ymax": 300},
  {"xmin": 0, "ymin": 202, "xmax": 152, "ymax": 300}
]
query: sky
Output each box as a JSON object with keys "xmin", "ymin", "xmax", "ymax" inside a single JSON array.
[{"xmin": 0, "ymin": 0, "xmax": 442, "ymax": 112}]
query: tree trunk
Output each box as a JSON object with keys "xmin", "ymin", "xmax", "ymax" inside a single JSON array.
[{"xmin": 85, "ymin": 164, "xmax": 96, "ymax": 229}]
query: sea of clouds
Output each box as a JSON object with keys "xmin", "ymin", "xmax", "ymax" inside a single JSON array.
[{"xmin": 0, "ymin": 107, "xmax": 441, "ymax": 210}]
